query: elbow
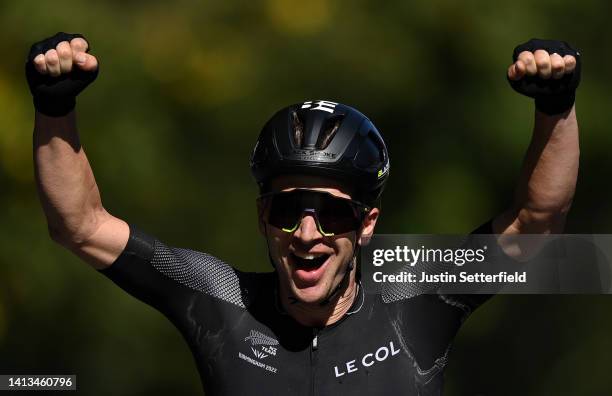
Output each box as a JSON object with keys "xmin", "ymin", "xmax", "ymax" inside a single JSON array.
[
  {"xmin": 511, "ymin": 187, "xmax": 575, "ymax": 233},
  {"xmin": 48, "ymin": 225, "xmax": 64, "ymax": 245},
  {"xmin": 47, "ymin": 224, "xmax": 87, "ymax": 249},
  {"xmin": 46, "ymin": 208, "xmax": 109, "ymax": 249},
  {"xmin": 514, "ymin": 204, "xmax": 572, "ymax": 234}
]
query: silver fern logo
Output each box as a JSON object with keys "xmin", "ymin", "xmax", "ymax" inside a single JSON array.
[
  {"xmin": 238, "ymin": 329, "xmax": 279, "ymax": 373},
  {"xmin": 244, "ymin": 330, "xmax": 279, "ymax": 346},
  {"xmin": 244, "ymin": 330, "xmax": 278, "ymax": 359}
]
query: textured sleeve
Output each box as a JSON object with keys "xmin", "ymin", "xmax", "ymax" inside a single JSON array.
[
  {"xmin": 444, "ymin": 219, "xmax": 496, "ymax": 312},
  {"xmin": 99, "ymin": 225, "xmax": 248, "ymax": 320},
  {"xmin": 435, "ymin": 219, "xmax": 501, "ymax": 312},
  {"xmin": 382, "ymin": 219, "xmax": 496, "ymax": 312}
]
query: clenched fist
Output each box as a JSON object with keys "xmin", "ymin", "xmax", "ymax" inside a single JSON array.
[
  {"xmin": 507, "ymin": 39, "xmax": 581, "ymax": 115},
  {"xmin": 25, "ymin": 32, "xmax": 98, "ymax": 117}
]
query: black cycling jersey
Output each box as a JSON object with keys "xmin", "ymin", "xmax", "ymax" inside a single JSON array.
[{"xmin": 100, "ymin": 222, "xmax": 493, "ymax": 396}]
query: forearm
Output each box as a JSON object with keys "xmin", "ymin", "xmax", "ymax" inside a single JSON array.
[
  {"xmin": 496, "ymin": 106, "xmax": 579, "ymax": 234},
  {"xmin": 33, "ymin": 110, "xmax": 110, "ymax": 245}
]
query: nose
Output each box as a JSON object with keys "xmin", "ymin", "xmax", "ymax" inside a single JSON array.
[{"xmin": 293, "ymin": 213, "xmax": 323, "ymax": 244}]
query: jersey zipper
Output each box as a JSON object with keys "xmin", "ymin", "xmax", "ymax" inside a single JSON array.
[{"xmin": 310, "ymin": 328, "xmax": 319, "ymax": 396}]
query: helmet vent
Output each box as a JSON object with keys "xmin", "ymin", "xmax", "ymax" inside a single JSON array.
[
  {"xmin": 315, "ymin": 115, "xmax": 343, "ymax": 150},
  {"xmin": 369, "ymin": 130, "xmax": 387, "ymax": 162},
  {"xmin": 291, "ymin": 111, "xmax": 304, "ymax": 147}
]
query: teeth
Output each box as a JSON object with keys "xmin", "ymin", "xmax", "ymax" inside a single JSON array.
[{"xmin": 294, "ymin": 252, "xmax": 324, "ymax": 260}]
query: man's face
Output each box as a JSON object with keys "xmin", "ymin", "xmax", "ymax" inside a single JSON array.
[{"xmin": 259, "ymin": 175, "xmax": 379, "ymax": 305}]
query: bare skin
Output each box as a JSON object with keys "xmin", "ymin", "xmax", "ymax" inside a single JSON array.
[
  {"xmin": 33, "ymin": 38, "xmax": 579, "ymax": 326},
  {"xmin": 497, "ymin": 50, "xmax": 579, "ymax": 257},
  {"xmin": 259, "ymin": 175, "xmax": 379, "ymax": 327},
  {"xmin": 33, "ymin": 37, "xmax": 127, "ymax": 270}
]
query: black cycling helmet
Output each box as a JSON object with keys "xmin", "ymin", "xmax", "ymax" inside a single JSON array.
[{"xmin": 250, "ymin": 100, "xmax": 390, "ymax": 207}]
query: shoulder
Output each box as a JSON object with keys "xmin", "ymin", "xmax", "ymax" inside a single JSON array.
[
  {"xmin": 104, "ymin": 224, "xmax": 275, "ymax": 309},
  {"xmin": 150, "ymin": 240, "xmax": 274, "ymax": 308}
]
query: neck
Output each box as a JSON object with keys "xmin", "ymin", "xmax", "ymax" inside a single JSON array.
[{"xmin": 280, "ymin": 270, "xmax": 359, "ymax": 327}]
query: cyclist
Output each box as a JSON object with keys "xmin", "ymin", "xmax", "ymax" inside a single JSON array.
[{"xmin": 28, "ymin": 33, "xmax": 580, "ymax": 395}]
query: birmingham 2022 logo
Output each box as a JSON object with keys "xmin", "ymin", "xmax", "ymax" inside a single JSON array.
[
  {"xmin": 237, "ymin": 330, "xmax": 280, "ymax": 374},
  {"xmin": 244, "ymin": 330, "xmax": 279, "ymax": 359}
]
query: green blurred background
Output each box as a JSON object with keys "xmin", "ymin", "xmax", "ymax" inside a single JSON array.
[{"xmin": 1, "ymin": 0, "xmax": 611, "ymax": 395}]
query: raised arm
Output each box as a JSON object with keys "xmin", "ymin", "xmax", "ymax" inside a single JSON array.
[
  {"xmin": 29, "ymin": 33, "xmax": 128, "ymax": 269},
  {"xmin": 491, "ymin": 39, "xmax": 581, "ymax": 256},
  {"xmin": 493, "ymin": 107, "xmax": 578, "ymax": 235}
]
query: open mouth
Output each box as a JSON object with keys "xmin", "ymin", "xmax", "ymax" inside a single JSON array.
[{"xmin": 289, "ymin": 252, "xmax": 331, "ymax": 270}]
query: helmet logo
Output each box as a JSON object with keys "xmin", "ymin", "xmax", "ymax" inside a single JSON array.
[
  {"xmin": 377, "ymin": 162, "xmax": 390, "ymax": 178},
  {"xmin": 292, "ymin": 148, "xmax": 337, "ymax": 161},
  {"xmin": 301, "ymin": 100, "xmax": 338, "ymax": 114}
]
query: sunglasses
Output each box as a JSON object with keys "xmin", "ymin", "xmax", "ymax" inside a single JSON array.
[{"xmin": 258, "ymin": 189, "xmax": 370, "ymax": 237}]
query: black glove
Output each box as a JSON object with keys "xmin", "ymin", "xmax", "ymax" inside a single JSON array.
[
  {"xmin": 25, "ymin": 32, "xmax": 98, "ymax": 117},
  {"xmin": 508, "ymin": 38, "xmax": 581, "ymax": 115}
]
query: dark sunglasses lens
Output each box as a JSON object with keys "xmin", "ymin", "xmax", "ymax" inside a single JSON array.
[
  {"xmin": 317, "ymin": 197, "xmax": 361, "ymax": 234},
  {"xmin": 267, "ymin": 193, "xmax": 302, "ymax": 230},
  {"xmin": 266, "ymin": 191, "xmax": 363, "ymax": 234}
]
